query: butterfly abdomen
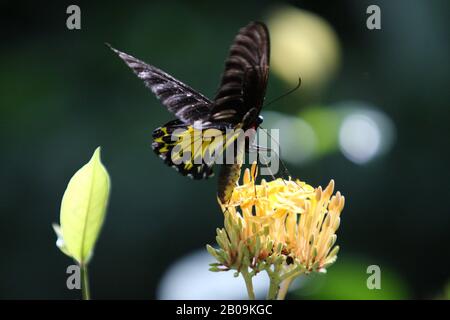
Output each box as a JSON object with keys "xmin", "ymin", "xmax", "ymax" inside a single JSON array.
[{"xmin": 218, "ymin": 163, "xmax": 242, "ymax": 203}]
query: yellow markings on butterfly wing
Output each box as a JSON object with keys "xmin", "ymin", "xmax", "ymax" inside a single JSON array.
[
  {"xmin": 184, "ymin": 162, "xmax": 194, "ymax": 170},
  {"xmin": 169, "ymin": 126, "xmax": 245, "ymax": 167},
  {"xmin": 154, "ymin": 127, "xmax": 169, "ymax": 143},
  {"xmin": 191, "ymin": 127, "xmax": 205, "ymax": 165},
  {"xmin": 200, "ymin": 128, "xmax": 223, "ymax": 163},
  {"xmin": 170, "ymin": 126, "xmax": 196, "ymax": 164},
  {"xmin": 202, "ymin": 128, "xmax": 244, "ymax": 164},
  {"xmin": 154, "ymin": 127, "xmax": 171, "ymax": 153}
]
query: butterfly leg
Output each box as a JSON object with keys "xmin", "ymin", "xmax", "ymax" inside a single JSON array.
[{"xmin": 247, "ymin": 144, "xmax": 272, "ymax": 153}]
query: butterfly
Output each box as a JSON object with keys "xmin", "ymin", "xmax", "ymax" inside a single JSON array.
[{"xmin": 109, "ymin": 21, "xmax": 270, "ymax": 202}]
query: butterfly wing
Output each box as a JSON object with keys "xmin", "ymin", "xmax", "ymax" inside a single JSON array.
[
  {"xmin": 152, "ymin": 119, "xmax": 216, "ymax": 179},
  {"xmin": 108, "ymin": 45, "xmax": 213, "ymax": 124},
  {"xmin": 209, "ymin": 21, "xmax": 270, "ymax": 128}
]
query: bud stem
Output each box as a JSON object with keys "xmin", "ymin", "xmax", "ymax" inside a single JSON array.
[
  {"xmin": 277, "ymin": 277, "xmax": 294, "ymax": 300},
  {"xmin": 267, "ymin": 277, "xmax": 280, "ymax": 300},
  {"xmin": 80, "ymin": 264, "xmax": 90, "ymax": 300},
  {"xmin": 241, "ymin": 269, "xmax": 255, "ymax": 300}
]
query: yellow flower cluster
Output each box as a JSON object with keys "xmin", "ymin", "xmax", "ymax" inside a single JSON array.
[{"xmin": 209, "ymin": 163, "xmax": 344, "ymax": 275}]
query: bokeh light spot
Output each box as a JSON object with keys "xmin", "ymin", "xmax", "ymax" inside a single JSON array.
[
  {"xmin": 337, "ymin": 103, "xmax": 395, "ymax": 164},
  {"xmin": 262, "ymin": 111, "xmax": 317, "ymax": 165},
  {"xmin": 267, "ymin": 5, "xmax": 341, "ymax": 91},
  {"xmin": 300, "ymin": 106, "xmax": 341, "ymax": 155},
  {"xmin": 157, "ymin": 249, "xmax": 270, "ymax": 299},
  {"xmin": 339, "ymin": 114, "xmax": 381, "ymax": 164}
]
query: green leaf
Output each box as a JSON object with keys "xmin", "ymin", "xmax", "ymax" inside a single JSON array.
[{"xmin": 54, "ymin": 147, "xmax": 110, "ymax": 265}]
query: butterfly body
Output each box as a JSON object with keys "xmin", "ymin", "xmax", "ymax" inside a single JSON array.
[{"xmin": 110, "ymin": 21, "xmax": 270, "ymax": 201}]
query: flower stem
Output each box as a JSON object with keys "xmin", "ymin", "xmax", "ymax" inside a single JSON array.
[
  {"xmin": 277, "ymin": 277, "xmax": 294, "ymax": 300},
  {"xmin": 267, "ymin": 276, "xmax": 280, "ymax": 300},
  {"xmin": 241, "ymin": 269, "xmax": 255, "ymax": 300},
  {"xmin": 80, "ymin": 264, "xmax": 90, "ymax": 300},
  {"xmin": 280, "ymin": 265, "xmax": 304, "ymax": 282},
  {"xmin": 266, "ymin": 267, "xmax": 281, "ymax": 300}
]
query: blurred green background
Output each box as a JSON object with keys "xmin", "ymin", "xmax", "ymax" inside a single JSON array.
[{"xmin": 1, "ymin": 0, "xmax": 449, "ymax": 299}]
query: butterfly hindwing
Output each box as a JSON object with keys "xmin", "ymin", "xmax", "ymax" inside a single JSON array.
[{"xmin": 152, "ymin": 120, "xmax": 215, "ymax": 179}]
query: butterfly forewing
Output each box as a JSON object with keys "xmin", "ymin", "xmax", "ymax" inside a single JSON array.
[
  {"xmin": 210, "ymin": 22, "xmax": 270, "ymax": 127},
  {"xmin": 108, "ymin": 45, "xmax": 213, "ymax": 124}
]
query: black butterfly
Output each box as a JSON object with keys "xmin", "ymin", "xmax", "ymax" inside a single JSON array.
[{"xmin": 109, "ymin": 21, "xmax": 270, "ymax": 202}]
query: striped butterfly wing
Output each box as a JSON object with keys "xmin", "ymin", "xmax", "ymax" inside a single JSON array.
[
  {"xmin": 210, "ymin": 21, "xmax": 270, "ymax": 128},
  {"xmin": 108, "ymin": 45, "xmax": 213, "ymax": 124},
  {"xmin": 213, "ymin": 22, "xmax": 270, "ymax": 203}
]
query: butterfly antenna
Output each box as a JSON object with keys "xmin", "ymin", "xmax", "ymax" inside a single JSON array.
[
  {"xmin": 263, "ymin": 77, "xmax": 302, "ymax": 108},
  {"xmin": 254, "ymin": 149, "xmax": 280, "ymax": 198},
  {"xmin": 256, "ymin": 152, "xmax": 287, "ymax": 186},
  {"xmin": 258, "ymin": 126, "xmax": 291, "ymax": 179},
  {"xmin": 258, "ymin": 126, "xmax": 305, "ymax": 191}
]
